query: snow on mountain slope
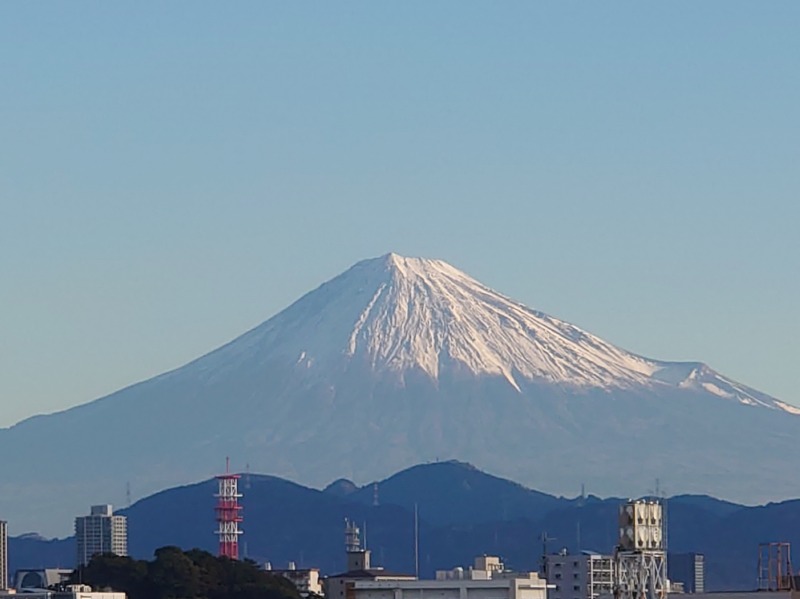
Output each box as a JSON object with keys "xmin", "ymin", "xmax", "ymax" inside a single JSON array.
[
  {"xmin": 199, "ymin": 253, "xmax": 789, "ymax": 411},
  {"xmin": 2, "ymin": 252, "xmax": 798, "ymax": 536}
]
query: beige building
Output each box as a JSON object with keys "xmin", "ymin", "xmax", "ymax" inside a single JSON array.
[
  {"xmin": 325, "ymin": 548, "xmax": 416, "ymax": 599},
  {"xmin": 268, "ymin": 562, "xmax": 323, "ymax": 597}
]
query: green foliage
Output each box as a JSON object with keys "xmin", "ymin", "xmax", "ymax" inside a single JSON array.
[{"xmin": 70, "ymin": 548, "xmax": 302, "ymax": 599}]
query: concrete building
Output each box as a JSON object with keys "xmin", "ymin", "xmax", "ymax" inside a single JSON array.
[
  {"xmin": 544, "ymin": 550, "xmax": 614, "ymax": 599},
  {"xmin": 668, "ymin": 553, "xmax": 704, "ymax": 594},
  {"xmin": 267, "ymin": 562, "xmax": 323, "ymax": 598},
  {"xmin": 13, "ymin": 568, "xmax": 72, "ymax": 591},
  {"xmin": 0, "ymin": 520, "xmax": 6, "ymax": 590},
  {"xmin": 326, "ymin": 520, "xmax": 417, "ymax": 599},
  {"xmin": 75, "ymin": 505, "xmax": 128, "ymax": 567},
  {"xmin": 353, "ymin": 556, "xmax": 549, "ymax": 599},
  {"xmin": 325, "ymin": 546, "xmax": 416, "ymax": 599}
]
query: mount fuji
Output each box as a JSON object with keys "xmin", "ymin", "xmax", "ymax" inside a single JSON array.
[{"xmin": 3, "ymin": 253, "xmax": 799, "ymax": 535}]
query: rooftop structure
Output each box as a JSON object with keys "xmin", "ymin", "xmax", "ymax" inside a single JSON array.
[
  {"xmin": 344, "ymin": 520, "xmax": 372, "ymax": 572},
  {"xmin": 325, "ymin": 520, "xmax": 416, "ymax": 599},
  {"xmin": 615, "ymin": 499, "xmax": 667, "ymax": 599}
]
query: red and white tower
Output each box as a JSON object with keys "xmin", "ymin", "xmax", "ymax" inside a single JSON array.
[{"xmin": 215, "ymin": 458, "xmax": 243, "ymax": 559}]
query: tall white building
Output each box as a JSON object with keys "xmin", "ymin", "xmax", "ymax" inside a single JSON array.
[
  {"xmin": 544, "ymin": 550, "xmax": 614, "ymax": 599},
  {"xmin": 75, "ymin": 505, "xmax": 128, "ymax": 567},
  {"xmin": 668, "ymin": 553, "xmax": 704, "ymax": 594}
]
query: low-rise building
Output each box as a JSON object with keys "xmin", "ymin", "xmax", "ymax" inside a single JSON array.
[
  {"xmin": 13, "ymin": 568, "xmax": 72, "ymax": 591},
  {"xmin": 544, "ymin": 550, "xmax": 614, "ymax": 599},
  {"xmin": 267, "ymin": 562, "xmax": 323, "ymax": 597},
  {"xmin": 0, "ymin": 584, "xmax": 125, "ymax": 599},
  {"xmin": 325, "ymin": 520, "xmax": 417, "ymax": 599},
  {"xmin": 354, "ymin": 556, "xmax": 549, "ymax": 599},
  {"xmin": 325, "ymin": 548, "xmax": 416, "ymax": 599}
]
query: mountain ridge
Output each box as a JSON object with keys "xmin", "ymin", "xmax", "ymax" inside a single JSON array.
[
  {"xmin": 1, "ymin": 253, "xmax": 799, "ymax": 535},
  {"xmin": 141, "ymin": 252, "xmax": 791, "ymax": 410},
  {"xmin": 8, "ymin": 253, "xmax": 793, "ymax": 425},
  {"xmin": 10, "ymin": 461, "xmax": 800, "ymax": 591}
]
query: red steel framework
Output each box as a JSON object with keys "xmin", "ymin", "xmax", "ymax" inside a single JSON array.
[
  {"xmin": 758, "ymin": 542, "xmax": 794, "ymax": 591},
  {"xmin": 215, "ymin": 457, "xmax": 243, "ymax": 559}
]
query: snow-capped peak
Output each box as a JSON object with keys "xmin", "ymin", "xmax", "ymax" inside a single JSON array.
[{"xmin": 211, "ymin": 253, "xmax": 792, "ymax": 413}]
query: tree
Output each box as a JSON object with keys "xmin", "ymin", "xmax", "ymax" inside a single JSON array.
[
  {"xmin": 70, "ymin": 548, "xmax": 301, "ymax": 599},
  {"xmin": 150, "ymin": 546, "xmax": 203, "ymax": 599}
]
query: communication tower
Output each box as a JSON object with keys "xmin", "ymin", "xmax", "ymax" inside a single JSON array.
[
  {"xmin": 215, "ymin": 458, "xmax": 243, "ymax": 559},
  {"xmin": 614, "ymin": 499, "xmax": 667, "ymax": 599},
  {"xmin": 540, "ymin": 531, "xmax": 557, "ymax": 578},
  {"xmin": 345, "ymin": 519, "xmax": 362, "ymax": 552},
  {"xmin": 345, "ymin": 519, "xmax": 371, "ymax": 571}
]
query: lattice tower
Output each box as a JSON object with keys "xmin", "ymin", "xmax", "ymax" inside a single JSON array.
[{"xmin": 215, "ymin": 459, "xmax": 243, "ymax": 559}]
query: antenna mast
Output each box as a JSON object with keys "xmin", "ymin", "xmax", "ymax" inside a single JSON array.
[
  {"xmin": 345, "ymin": 519, "xmax": 361, "ymax": 552},
  {"xmin": 414, "ymin": 503, "xmax": 419, "ymax": 579},
  {"xmin": 540, "ymin": 531, "xmax": 556, "ymax": 577}
]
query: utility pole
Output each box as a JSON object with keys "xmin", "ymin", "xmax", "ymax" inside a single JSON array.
[{"xmin": 414, "ymin": 503, "xmax": 419, "ymax": 579}]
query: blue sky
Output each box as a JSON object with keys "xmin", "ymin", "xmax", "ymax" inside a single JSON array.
[{"xmin": 1, "ymin": 2, "xmax": 798, "ymax": 427}]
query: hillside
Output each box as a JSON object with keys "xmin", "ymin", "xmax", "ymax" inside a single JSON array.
[{"xmin": 10, "ymin": 462, "xmax": 800, "ymax": 591}]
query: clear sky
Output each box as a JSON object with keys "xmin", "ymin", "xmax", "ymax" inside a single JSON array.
[{"xmin": 1, "ymin": 2, "xmax": 798, "ymax": 428}]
